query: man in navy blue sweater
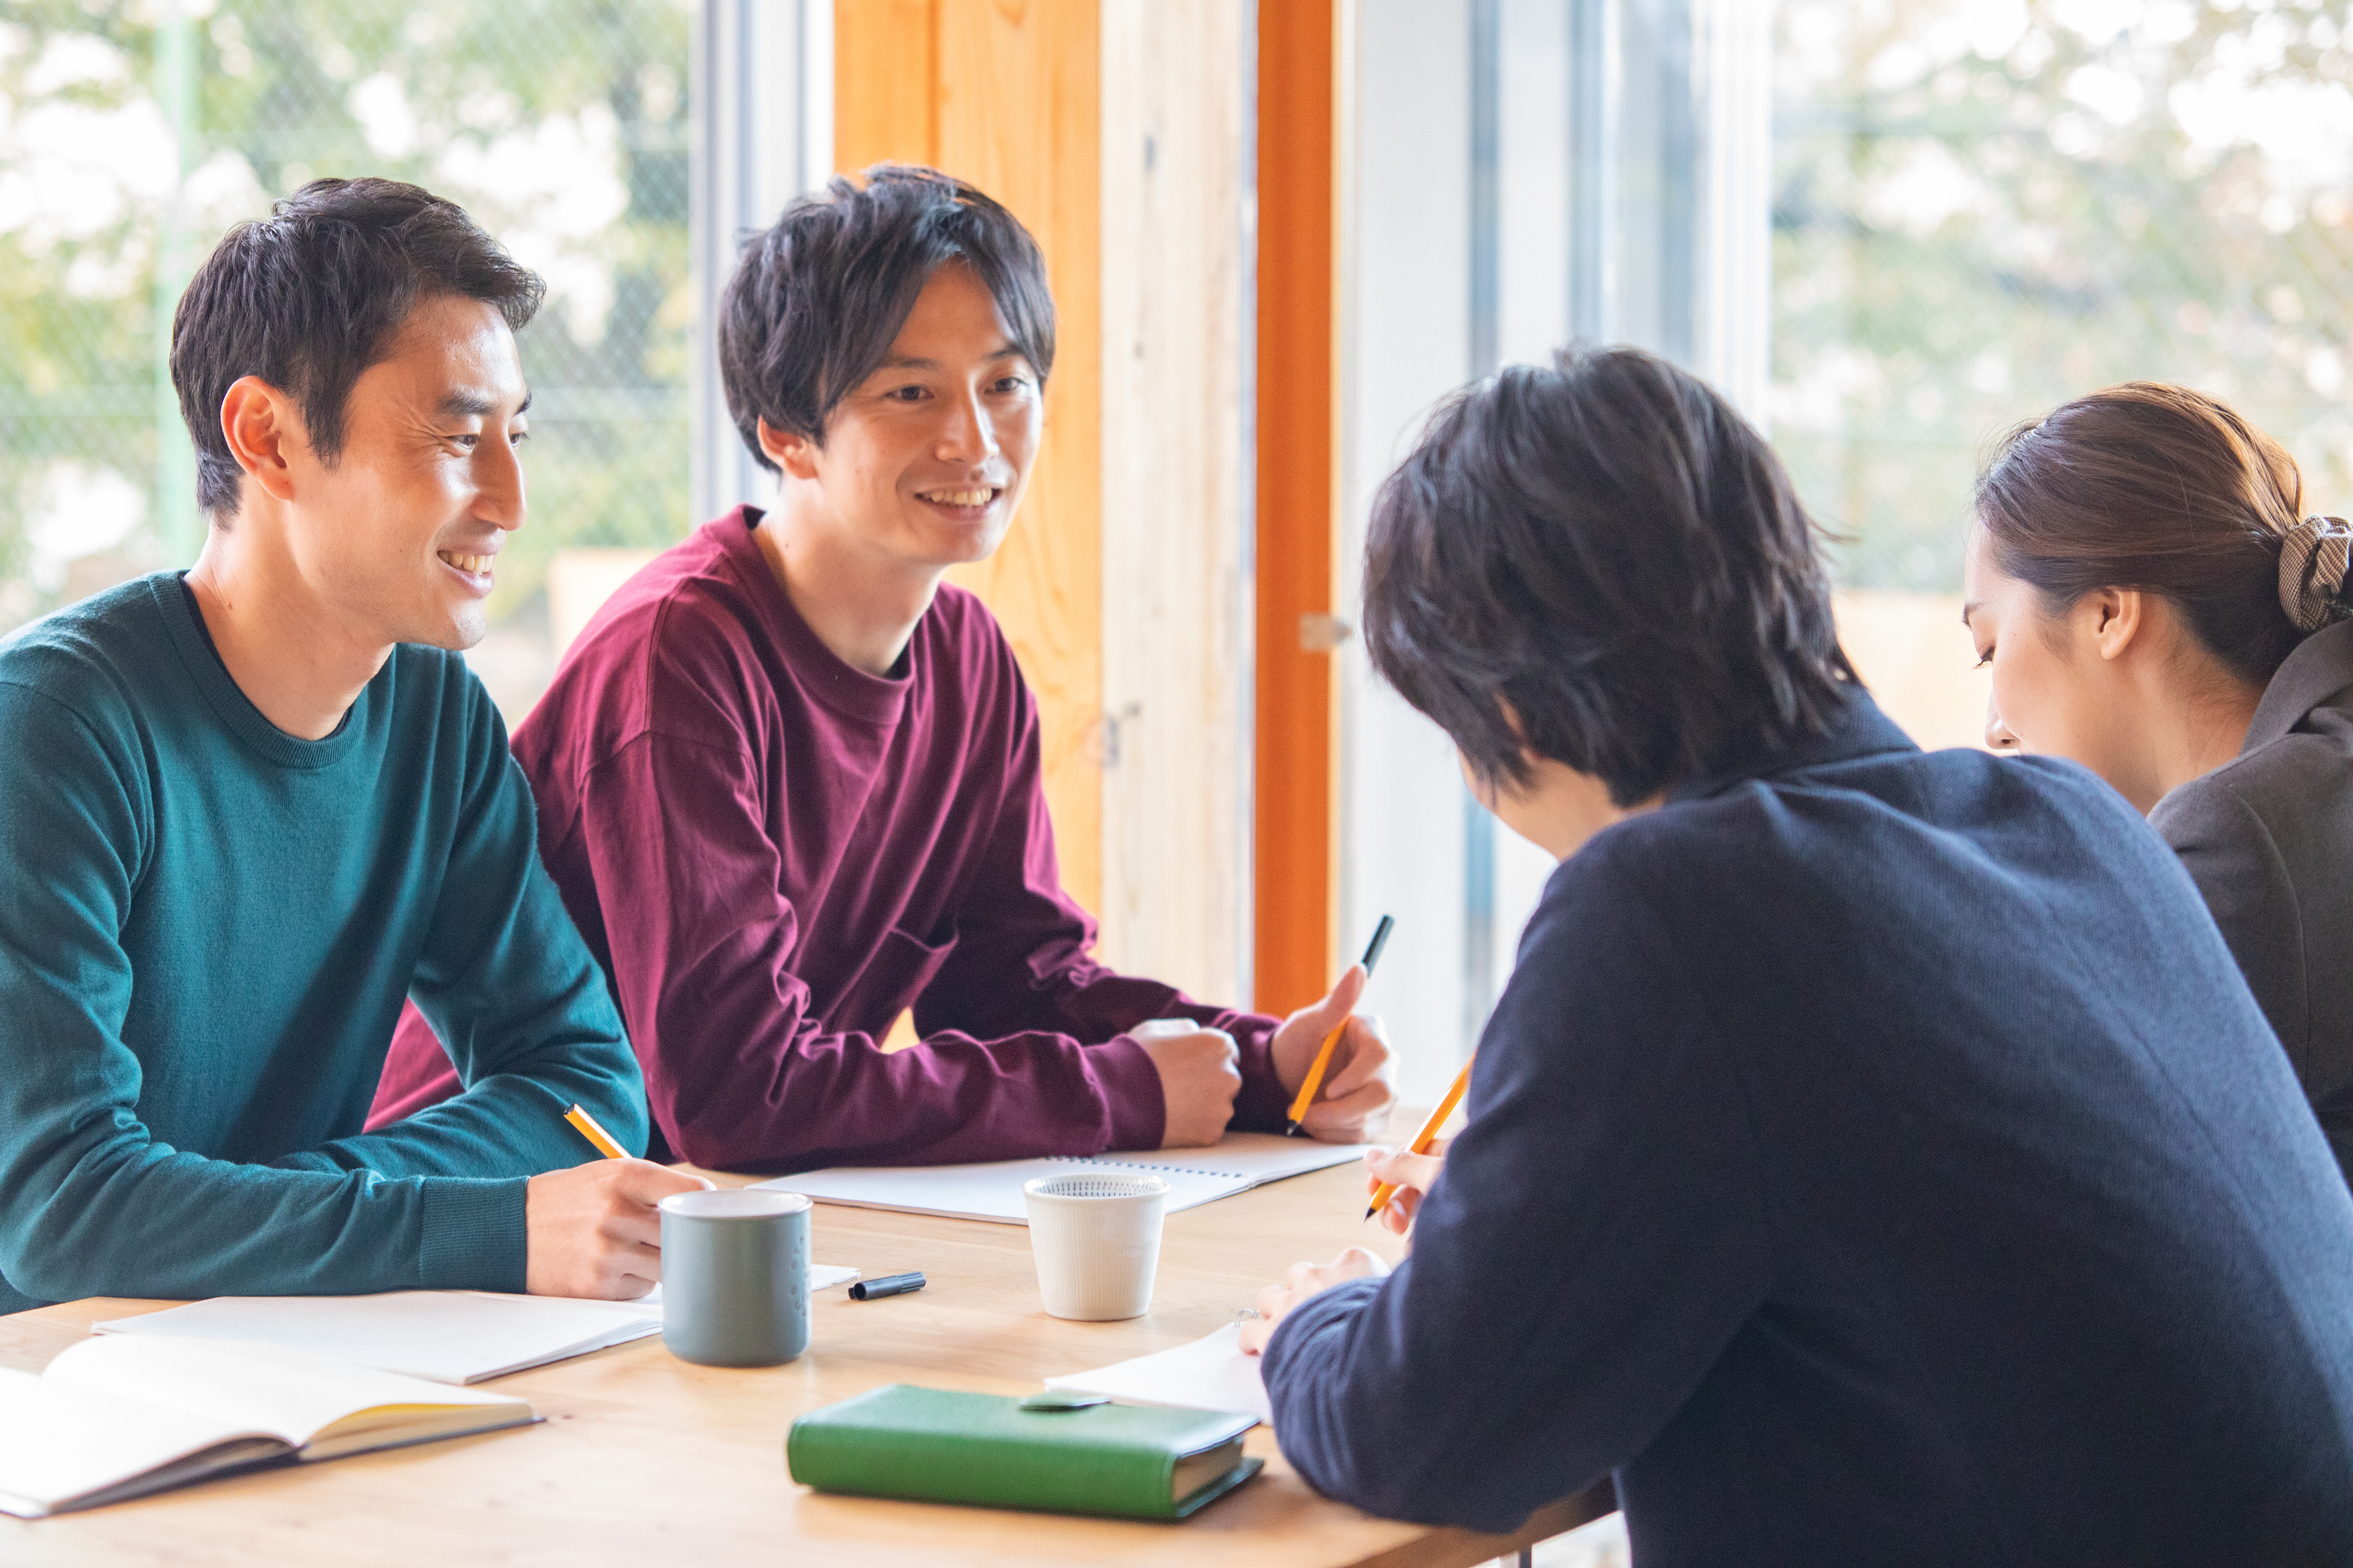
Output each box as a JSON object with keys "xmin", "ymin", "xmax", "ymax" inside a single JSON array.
[{"xmin": 1241, "ymin": 347, "xmax": 2353, "ymax": 1564}]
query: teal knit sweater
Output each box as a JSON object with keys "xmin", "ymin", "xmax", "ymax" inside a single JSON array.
[{"xmin": 0, "ymin": 573, "xmax": 646, "ymax": 1314}]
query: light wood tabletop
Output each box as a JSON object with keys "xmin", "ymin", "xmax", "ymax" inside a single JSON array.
[{"xmin": 0, "ymin": 1157, "xmax": 1611, "ymax": 1567}]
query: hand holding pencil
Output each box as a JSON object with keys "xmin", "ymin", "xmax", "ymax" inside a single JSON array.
[
  {"xmin": 1278, "ymin": 916, "xmax": 1398, "ymax": 1140},
  {"xmin": 522, "ymin": 1103, "xmax": 711, "ymax": 1300},
  {"xmin": 1364, "ymin": 1054, "xmax": 1471, "ymax": 1229},
  {"xmin": 1362, "ymin": 1139, "xmax": 1451, "ymax": 1235}
]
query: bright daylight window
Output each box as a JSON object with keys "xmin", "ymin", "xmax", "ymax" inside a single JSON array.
[
  {"xmin": 1777, "ymin": 0, "xmax": 2353, "ymax": 746},
  {"xmin": 0, "ymin": 0, "xmax": 691, "ymax": 718}
]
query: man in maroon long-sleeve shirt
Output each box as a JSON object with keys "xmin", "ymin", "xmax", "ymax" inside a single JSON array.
[{"xmin": 373, "ymin": 166, "xmax": 1395, "ymax": 1170}]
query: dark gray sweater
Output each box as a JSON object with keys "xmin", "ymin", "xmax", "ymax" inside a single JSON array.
[{"xmin": 2153, "ymin": 616, "xmax": 2353, "ymax": 1183}]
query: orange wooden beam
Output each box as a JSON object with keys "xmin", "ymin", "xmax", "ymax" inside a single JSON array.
[
  {"xmin": 834, "ymin": 0, "xmax": 1105, "ymax": 918},
  {"xmin": 1253, "ymin": 0, "xmax": 1342, "ymax": 1013},
  {"xmin": 834, "ymin": 0, "xmax": 938, "ymax": 166}
]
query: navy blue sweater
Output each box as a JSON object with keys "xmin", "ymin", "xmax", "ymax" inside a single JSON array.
[{"xmin": 1263, "ymin": 693, "xmax": 2353, "ymax": 1566}]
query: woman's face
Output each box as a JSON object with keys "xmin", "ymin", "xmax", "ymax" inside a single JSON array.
[
  {"xmin": 1962, "ymin": 525, "xmax": 2137, "ymax": 780},
  {"xmin": 1964, "ymin": 524, "xmax": 2266, "ymax": 812}
]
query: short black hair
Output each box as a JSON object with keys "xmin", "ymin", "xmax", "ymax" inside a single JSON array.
[
  {"xmin": 719, "ymin": 164, "xmax": 1055, "ymax": 470},
  {"xmin": 1362, "ymin": 345, "xmax": 1855, "ymax": 806},
  {"xmin": 171, "ymin": 177, "xmax": 544, "ymax": 518}
]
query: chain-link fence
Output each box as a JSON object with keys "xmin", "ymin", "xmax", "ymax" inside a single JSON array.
[
  {"xmin": 1774, "ymin": 0, "xmax": 2353, "ymax": 593},
  {"xmin": 1, "ymin": 0, "xmax": 691, "ymax": 714}
]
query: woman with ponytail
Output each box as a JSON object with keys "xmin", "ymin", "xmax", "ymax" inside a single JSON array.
[{"xmin": 1967, "ymin": 382, "xmax": 2353, "ymax": 1182}]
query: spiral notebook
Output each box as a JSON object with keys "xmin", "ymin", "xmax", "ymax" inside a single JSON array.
[{"xmin": 752, "ymin": 1133, "xmax": 1372, "ymax": 1225}]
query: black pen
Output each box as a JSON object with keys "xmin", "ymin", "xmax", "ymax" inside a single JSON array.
[{"xmin": 848, "ymin": 1271, "xmax": 927, "ymax": 1301}]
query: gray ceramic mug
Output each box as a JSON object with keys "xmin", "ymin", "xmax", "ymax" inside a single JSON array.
[{"xmin": 658, "ymin": 1188, "xmax": 811, "ymax": 1367}]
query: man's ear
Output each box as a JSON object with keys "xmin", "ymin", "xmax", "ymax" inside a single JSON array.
[
  {"xmin": 218, "ymin": 376, "xmax": 303, "ymax": 504},
  {"xmin": 756, "ymin": 418, "xmax": 822, "ymax": 482},
  {"xmin": 2085, "ymin": 587, "xmax": 2145, "ymax": 663}
]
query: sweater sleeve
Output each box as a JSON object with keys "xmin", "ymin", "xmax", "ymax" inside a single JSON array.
[
  {"xmin": 916, "ymin": 671, "xmax": 1291, "ymax": 1134},
  {"xmin": 0, "ymin": 685, "xmax": 522, "ymax": 1303},
  {"xmin": 280, "ymin": 688, "xmax": 648, "ymax": 1190},
  {"xmin": 1258, "ymin": 855, "xmax": 1776, "ymax": 1533},
  {"xmin": 582, "ymin": 717, "xmax": 1181, "ymax": 1171}
]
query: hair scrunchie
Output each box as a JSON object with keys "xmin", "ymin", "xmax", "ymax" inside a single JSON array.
[{"xmin": 2278, "ymin": 516, "xmax": 2353, "ymax": 633}]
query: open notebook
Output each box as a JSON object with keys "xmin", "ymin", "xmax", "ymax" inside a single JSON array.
[
  {"xmin": 0, "ymin": 1336, "xmax": 532, "ymax": 1517},
  {"xmin": 752, "ymin": 1133, "xmax": 1374, "ymax": 1225}
]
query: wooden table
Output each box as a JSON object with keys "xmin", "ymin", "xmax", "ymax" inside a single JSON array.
[{"xmin": 0, "ymin": 1160, "xmax": 1611, "ymax": 1566}]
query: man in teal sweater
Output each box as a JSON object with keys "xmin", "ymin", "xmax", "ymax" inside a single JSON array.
[{"xmin": 0, "ymin": 178, "xmax": 701, "ymax": 1317}]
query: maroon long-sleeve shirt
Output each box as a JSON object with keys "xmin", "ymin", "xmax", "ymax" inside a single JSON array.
[{"xmin": 370, "ymin": 508, "xmax": 1286, "ymax": 1169}]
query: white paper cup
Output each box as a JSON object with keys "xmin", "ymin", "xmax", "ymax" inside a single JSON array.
[{"xmin": 1022, "ymin": 1172, "xmax": 1170, "ymax": 1320}]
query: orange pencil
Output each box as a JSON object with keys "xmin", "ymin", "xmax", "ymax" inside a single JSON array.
[
  {"xmin": 1284, "ymin": 915, "xmax": 1396, "ymax": 1136},
  {"xmin": 564, "ymin": 1102, "xmax": 628, "ymax": 1160},
  {"xmin": 1365, "ymin": 1056, "xmax": 1471, "ymax": 1220}
]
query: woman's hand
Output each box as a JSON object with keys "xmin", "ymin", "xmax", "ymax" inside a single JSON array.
[{"xmin": 1236, "ymin": 1247, "xmax": 1390, "ymax": 1354}]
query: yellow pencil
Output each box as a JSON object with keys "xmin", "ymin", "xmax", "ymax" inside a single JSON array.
[
  {"xmin": 564, "ymin": 1102, "xmax": 628, "ymax": 1160},
  {"xmin": 1365, "ymin": 1056, "xmax": 1471, "ymax": 1220},
  {"xmin": 1284, "ymin": 915, "xmax": 1396, "ymax": 1135}
]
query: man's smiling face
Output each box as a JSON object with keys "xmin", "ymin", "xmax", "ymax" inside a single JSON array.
[
  {"xmin": 779, "ymin": 261, "xmax": 1042, "ymax": 573},
  {"xmin": 282, "ymin": 292, "xmax": 532, "ymax": 651}
]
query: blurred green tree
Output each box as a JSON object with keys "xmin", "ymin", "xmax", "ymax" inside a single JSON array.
[
  {"xmin": 0, "ymin": 0, "xmax": 690, "ymax": 638},
  {"xmin": 1776, "ymin": 0, "xmax": 2353, "ymax": 590}
]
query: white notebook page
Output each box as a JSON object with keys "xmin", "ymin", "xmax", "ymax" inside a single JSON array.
[
  {"xmin": 1044, "ymin": 1323, "xmax": 1271, "ymax": 1424},
  {"xmin": 0, "ymin": 1338, "xmax": 528, "ymax": 1517},
  {"xmin": 755, "ymin": 1159, "xmax": 1250, "ymax": 1224},
  {"xmin": 461, "ymin": 1265, "xmax": 860, "ymax": 1323},
  {"xmin": 94, "ymin": 1291, "xmax": 660, "ymax": 1385},
  {"xmin": 0, "ymin": 1366, "xmax": 259, "ymax": 1518},
  {"xmin": 1091, "ymin": 1133, "xmax": 1373, "ymax": 1183},
  {"xmin": 49, "ymin": 1336, "xmax": 522, "ymax": 1439},
  {"xmin": 753, "ymin": 1134, "xmax": 1372, "ymax": 1225}
]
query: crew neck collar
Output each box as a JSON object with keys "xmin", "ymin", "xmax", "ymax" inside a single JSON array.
[
  {"xmin": 156, "ymin": 572, "xmax": 369, "ymax": 770},
  {"xmin": 718, "ymin": 505, "xmax": 918, "ymax": 727},
  {"xmin": 1666, "ymin": 686, "xmax": 1918, "ymax": 804}
]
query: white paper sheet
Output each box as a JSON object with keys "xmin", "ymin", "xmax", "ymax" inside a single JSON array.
[
  {"xmin": 95, "ymin": 1292, "xmax": 661, "ymax": 1385},
  {"xmin": 1043, "ymin": 1323, "xmax": 1271, "ymax": 1424},
  {"xmin": 498, "ymin": 1265, "xmax": 861, "ymax": 1322}
]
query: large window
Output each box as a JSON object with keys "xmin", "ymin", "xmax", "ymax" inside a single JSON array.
[
  {"xmin": 1775, "ymin": 0, "xmax": 2353, "ymax": 701},
  {"xmin": 0, "ymin": 0, "xmax": 692, "ymax": 714},
  {"xmin": 1343, "ymin": 0, "xmax": 2353, "ymax": 1115},
  {"xmin": 1343, "ymin": 0, "xmax": 1767, "ymax": 1104}
]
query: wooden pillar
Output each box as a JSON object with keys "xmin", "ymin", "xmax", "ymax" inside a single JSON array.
[
  {"xmin": 1253, "ymin": 0, "xmax": 1344, "ymax": 1012},
  {"xmin": 836, "ymin": 0, "xmax": 1312, "ymax": 1013},
  {"xmin": 1098, "ymin": 0, "xmax": 1250, "ymax": 1003},
  {"xmin": 834, "ymin": 0, "xmax": 1105, "ymax": 916}
]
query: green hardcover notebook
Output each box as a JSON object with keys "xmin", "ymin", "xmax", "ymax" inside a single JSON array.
[{"xmin": 786, "ymin": 1384, "xmax": 1264, "ymax": 1521}]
